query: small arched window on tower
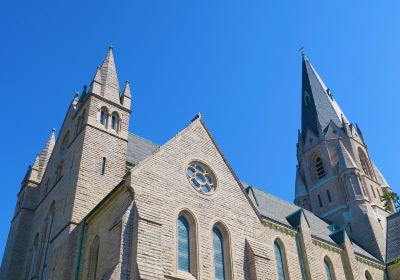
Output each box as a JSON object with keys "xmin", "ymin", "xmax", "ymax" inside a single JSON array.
[
  {"xmin": 312, "ymin": 154, "xmax": 326, "ymax": 181},
  {"xmin": 55, "ymin": 161, "xmax": 63, "ymax": 182},
  {"xmin": 111, "ymin": 112, "xmax": 119, "ymax": 132},
  {"xmin": 358, "ymin": 148, "xmax": 373, "ymax": 178},
  {"xmin": 60, "ymin": 131, "xmax": 70, "ymax": 155},
  {"xmin": 99, "ymin": 107, "xmax": 109, "ymax": 127},
  {"xmin": 365, "ymin": 270, "xmax": 373, "ymax": 280}
]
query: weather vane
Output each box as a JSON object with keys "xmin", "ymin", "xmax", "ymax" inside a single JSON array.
[{"xmin": 299, "ymin": 46, "xmax": 305, "ymax": 56}]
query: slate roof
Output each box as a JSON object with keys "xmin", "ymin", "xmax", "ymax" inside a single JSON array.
[
  {"xmin": 244, "ymin": 183, "xmax": 381, "ymax": 262},
  {"xmin": 386, "ymin": 212, "xmax": 400, "ymax": 264},
  {"xmin": 301, "ymin": 56, "xmax": 349, "ymax": 137},
  {"xmin": 126, "ymin": 133, "xmax": 159, "ymax": 167}
]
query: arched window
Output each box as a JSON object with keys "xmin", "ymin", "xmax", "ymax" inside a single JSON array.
[
  {"xmin": 88, "ymin": 236, "xmax": 100, "ymax": 280},
  {"xmin": 177, "ymin": 211, "xmax": 197, "ymax": 276},
  {"xmin": 365, "ymin": 270, "xmax": 373, "ymax": 280},
  {"xmin": 26, "ymin": 234, "xmax": 39, "ymax": 279},
  {"xmin": 178, "ymin": 216, "xmax": 190, "ymax": 272},
  {"xmin": 274, "ymin": 240, "xmax": 287, "ymax": 280},
  {"xmin": 38, "ymin": 205, "xmax": 55, "ymax": 279},
  {"xmin": 358, "ymin": 148, "xmax": 373, "ymax": 178},
  {"xmin": 314, "ymin": 155, "xmax": 326, "ymax": 180},
  {"xmin": 55, "ymin": 161, "xmax": 63, "ymax": 182},
  {"xmin": 212, "ymin": 224, "xmax": 231, "ymax": 280},
  {"xmin": 99, "ymin": 107, "xmax": 108, "ymax": 127},
  {"xmin": 213, "ymin": 227, "xmax": 225, "ymax": 280},
  {"xmin": 60, "ymin": 131, "xmax": 70, "ymax": 154},
  {"xmin": 111, "ymin": 112, "xmax": 119, "ymax": 132},
  {"xmin": 324, "ymin": 257, "xmax": 335, "ymax": 280}
]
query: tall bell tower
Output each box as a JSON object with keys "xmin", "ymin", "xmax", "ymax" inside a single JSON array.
[{"xmin": 294, "ymin": 55, "xmax": 394, "ymax": 261}]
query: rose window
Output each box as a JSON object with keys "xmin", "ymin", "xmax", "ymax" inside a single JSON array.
[{"xmin": 186, "ymin": 161, "xmax": 217, "ymax": 194}]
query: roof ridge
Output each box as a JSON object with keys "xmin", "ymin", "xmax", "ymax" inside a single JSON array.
[{"xmin": 251, "ymin": 185, "xmax": 300, "ymax": 209}]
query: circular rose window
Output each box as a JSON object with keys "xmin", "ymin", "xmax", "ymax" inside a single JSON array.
[{"xmin": 186, "ymin": 161, "xmax": 217, "ymax": 194}]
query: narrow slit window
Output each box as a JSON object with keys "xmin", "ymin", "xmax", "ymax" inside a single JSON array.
[
  {"xmin": 101, "ymin": 157, "xmax": 106, "ymax": 175},
  {"xmin": 371, "ymin": 185, "xmax": 376, "ymax": 198},
  {"xmin": 327, "ymin": 190, "xmax": 332, "ymax": 203},
  {"xmin": 318, "ymin": 195, "xmax": 323, "ymax": 207}
]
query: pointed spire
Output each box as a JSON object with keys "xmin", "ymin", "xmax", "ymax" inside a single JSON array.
[
  {"xmin": 337, "ymin": 140, "xmax": 358, "ymax": 173},
  {"xmin": 122, "ymin": 80, "xmax": 131, "ymax": 98},
  {"xmin": 301, "ymin": 56, "xmax": 349, "ymax": 138},
  {"xmin": 37, "ymin": 128, "xmax": 56, "ymax": 179},
  {"xmin": 90, "ymin": 46, "xmax": 121, "ymax": 103},
  {"xmin": 93, "ymin": 66, "xmax": 101, "ymax": 82},
  {"xmin": 25, "ymin": 129, "xmax": 56, "ymax": 183}
]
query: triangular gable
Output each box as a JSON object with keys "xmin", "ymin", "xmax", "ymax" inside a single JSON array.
[{"xmin": 129, "ymin": 114, "xmax": 263, "ymax": 222}]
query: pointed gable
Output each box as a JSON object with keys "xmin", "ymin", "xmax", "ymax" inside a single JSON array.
[
  {"xmin": 337, "ymin": 140, "xmax": 358, "ymax": 173},
  {"xmin": 301, "ymin": 56, "xmax": 349, "ymax": 137}
]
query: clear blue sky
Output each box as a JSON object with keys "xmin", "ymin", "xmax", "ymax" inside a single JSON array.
[{"xmin": 1, "ymin": 1, "xmax": 399, "ymax": 257}]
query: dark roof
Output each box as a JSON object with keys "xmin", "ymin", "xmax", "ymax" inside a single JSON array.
[
  {"xmin": 386, "ymin": 211, "xmax": 400, "ymax": 264},
  {"xmin": 301, "ymin": 57, "xmax": 348, "ymax": 137},
  {"xmin": 244, "ymin": 183, "xmax": 380, "ymax": 262},
  {"xmin": 127, "ymin": 133, "xmax": 159, "ymax": 166}
]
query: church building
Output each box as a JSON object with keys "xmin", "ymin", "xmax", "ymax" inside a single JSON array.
[{"xmin": 1, "ymin": 48, "xmax": 399, "ymax": 280}]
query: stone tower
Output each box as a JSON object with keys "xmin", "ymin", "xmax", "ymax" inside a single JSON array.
[
  {"xmin": 294, "ymin": 55, "xmax": 394, "ymax": 261},
  {"xmin": 0, "ymin": 47, "xmax": 132, "ymax": 279}
]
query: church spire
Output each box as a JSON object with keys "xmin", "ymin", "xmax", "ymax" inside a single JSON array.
[
  {"xmin": 90, "ymin": 46, "xmax": 122, "ymax": 104},
  {"xmin": 301, "ymin": 56, "xmax": 349, "ymax": 137},
  {"xmin": 28, "ymin": 128, "xmax": 56, "ymax": 183}
]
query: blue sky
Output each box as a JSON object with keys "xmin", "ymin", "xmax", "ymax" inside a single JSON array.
[{"xmin": 1, "ymin": 1, "xmax": 400, "ymax": 257}]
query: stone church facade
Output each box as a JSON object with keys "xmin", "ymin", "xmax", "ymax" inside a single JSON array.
[{"xmin": 1, "ymin": 48, "xmax": 399, "ymax": 280}]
